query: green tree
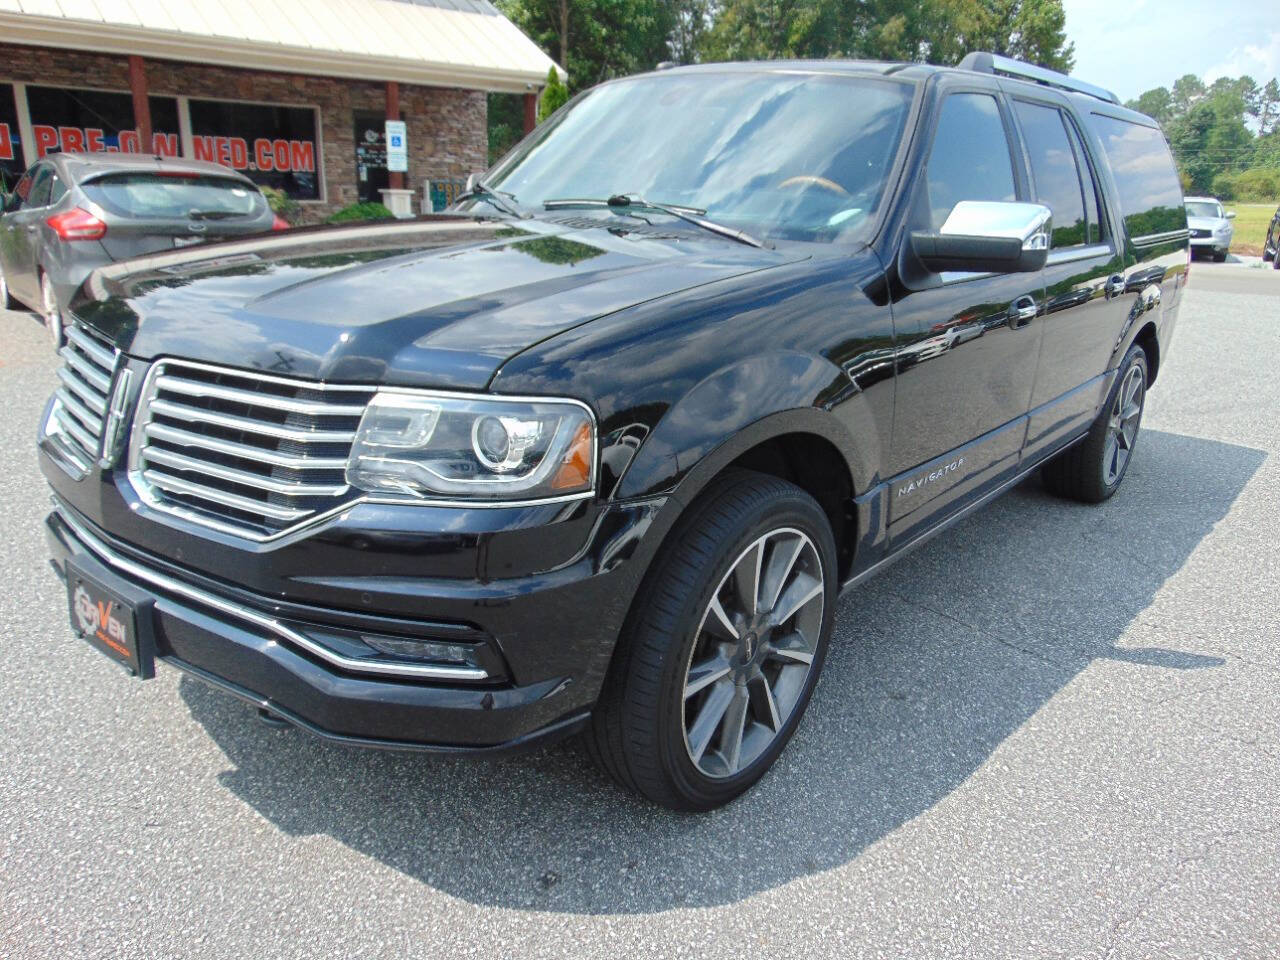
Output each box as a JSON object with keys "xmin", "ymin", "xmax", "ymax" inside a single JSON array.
[
  {"xmin": 539, "ymin": 66, "xmax": 570, "ymax": 122},
  {"xmin": 498, "ymin": 0, "xmax": 674, "ymax": 90},
  {"xmin": 1257, "ymin": 79, "xmax": 1280, "ymax": 136},
  {"xmin": 700, "ymin": 0, "xmax": 1073, "ymax": 70}
]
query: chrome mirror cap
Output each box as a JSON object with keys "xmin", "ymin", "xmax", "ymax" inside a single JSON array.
[{"xmin": 941, "ymin": 200, "xmax": 1053, "ymax": 251}]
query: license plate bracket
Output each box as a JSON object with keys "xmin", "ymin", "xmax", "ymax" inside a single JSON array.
[{"xmin": 65, "ymin": 558, "xmax": 157, "ymax": 679}]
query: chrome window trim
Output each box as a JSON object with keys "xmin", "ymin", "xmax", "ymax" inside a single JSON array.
[
  {"xmin": 53, "ymin": 503, "xmax": 491, "ymax": 682},
  {"xmin": 1131, "ymin": 228, "xmax": 1191, "ymax": 247},
  {"xmin": 126, "ymin": 358, "xmax": 598, "ymax": 544},
  {"xmin": 1046, "ymin": 243, "xmax": 1113, "ymax": 266}
]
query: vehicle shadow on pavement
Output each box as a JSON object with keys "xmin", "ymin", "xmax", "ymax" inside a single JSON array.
[{"xmin": 178, "ymin": 427, "xmax": 1265, "ymax": 913}]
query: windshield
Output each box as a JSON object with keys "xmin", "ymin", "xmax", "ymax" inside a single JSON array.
[
  {"xmin": 1184, "ymin": 201, "xmax": 1222, "ymax": 219},
  {"xmin": 482, "ymin": 72, "xmax": 915, "ymax": 244},
  {"xmin": 82, "ymin": 173, "xmax": 266, "ymax": 220}
]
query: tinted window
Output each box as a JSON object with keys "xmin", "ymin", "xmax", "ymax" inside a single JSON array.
[
  {"xmin": 488, "ymin": 73, "xmax": 914, "ymax": 243},
  {"xmin": 188, "ymin": 100, "xmax": 320, "ymax": 201},
  {"xmin": 1065, "ymin": 119, "xmax": 1105, "ymax": 244},
  {"xmin": 27, "ymin": 165, "xmax": 53, "ymax": 207},
  {"xmin": 925, "ymin": 93, "xmax": 1017, "ymax": 230},
  {"xmin": 1184, "ymin": 200, "xmax": 1222, "ymax": 219},
  {"xmin": 81, "ymin": 173, "xmax": 266, "ymax": 220},
  {"xmin": 1015, "ymin": 102, "xmax": 1087, "ymax": 248},
  {"xmin": 49, "ymin": 174, "xmax": 67, "ymax": 205},
  {"xmin": 25, "ymin": 85, "xmax": 180, "ymax": 158},
  {"xmin": 1, "ymin": 83, "xmax": 21, "ymax": 183},
  {"xmin": 1091, "ymin": 115, "xmax": 1185, "ymax": 239},
  {"xmin": 10, "ymin": 171, "xmax": 33, "ymax": 209}
]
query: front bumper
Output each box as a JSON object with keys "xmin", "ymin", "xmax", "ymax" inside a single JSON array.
[{"xmin": 44, "ymin": 492, "xmax": 665, "ymax": 754}]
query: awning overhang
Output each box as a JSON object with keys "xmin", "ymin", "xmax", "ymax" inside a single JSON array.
[{"xmin": 0, "ymin": 0, "xmax": 563, "ymax": 95}]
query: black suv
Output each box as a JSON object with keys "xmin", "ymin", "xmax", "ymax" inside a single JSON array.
[{"xmin": 39, "ymin": 54, "xmax": 1189, "ymax": 810}]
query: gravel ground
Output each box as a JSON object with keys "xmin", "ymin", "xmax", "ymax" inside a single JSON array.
[{"xmin": 1, "ymin": 265, "xmax": 1277, "ymax": 959}]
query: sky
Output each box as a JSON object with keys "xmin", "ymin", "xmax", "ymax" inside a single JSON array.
[{"xmin": 1061, "ymin": 0, "xmax": 1279, "ymax": 102}]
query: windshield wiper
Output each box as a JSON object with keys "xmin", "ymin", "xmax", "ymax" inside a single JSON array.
[
  {"xmin": 455, "ymin": 179, "xmax": 524, "ymax": 219},
  {"xmin": 543, "ymin": 194, "xmax": 767, "ymax": 249}
]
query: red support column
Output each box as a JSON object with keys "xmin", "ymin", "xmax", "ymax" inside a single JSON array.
[
  {"xmin": 128, "ymin": 56, "xmax": 152, "ymax": 151},
  {"xmin": 386, "ymin": 81, "xmax": 404, "ymax": 190},
  {"xmin": 523, "ymin": 92, "xmax": 537, "ymax": 135}
]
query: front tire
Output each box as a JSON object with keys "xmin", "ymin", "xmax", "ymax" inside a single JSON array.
[
  {"xmin": 0, "ymin": 263, "xmax": 13, "ymax": 311},
  {"xmin": 586, "ymin": 471, "xmax": 837, "ymax": 810},
  {"xmin": 1042, "ymin": 344, "xmax": 1148, "ymax": 503}
]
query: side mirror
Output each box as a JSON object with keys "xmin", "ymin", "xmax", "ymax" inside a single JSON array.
[
  {"xmin": 465, "ymin": 173, "xmax": 479, "ymax": 195},
  {"xmin": 1225, "ymin": 210, "xmax": 1236, "ymax": 220},
  {"xmin": 910, "ymin": 200, "xmax": 1052, "ymax": 275}
]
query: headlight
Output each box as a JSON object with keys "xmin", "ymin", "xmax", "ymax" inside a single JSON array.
[{"xmin": 346, "ymin": 391, "xmax": 596, "ymax": 501}]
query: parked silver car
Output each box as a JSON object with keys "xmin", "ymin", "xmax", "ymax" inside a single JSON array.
[
  {"xmin": 0, "ymin": 153, "xmax": 280, "ymax": 348},
  {"xmin": 1183, "ymin": 195, "xmax": 1235, "ymax": 261}
]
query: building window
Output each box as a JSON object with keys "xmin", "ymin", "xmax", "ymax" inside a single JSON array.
[
  {"xmin": 25, "ymin": 85, "xmax": 180, "ymax": 158},
  {"xmin": 1, "ymin": 84, "xmax": 21, "ymax": 183},
  {"xmin": 188, "ymin": 99, "xmax": 321, "ymax": 201}
]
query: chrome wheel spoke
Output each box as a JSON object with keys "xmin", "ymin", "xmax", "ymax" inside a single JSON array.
[
  {"xmin": 719, "ymin": 688, "xmax": 749, "ymax": 773},
  {"xmin": 759, "ymin": 534, "xmax": 805, "ymax": 615},
  {"xmin": 731, "ymin": 539, "xmax": 763, "ymax": 617},
  {"xmin": 705, "ymin": 596, "xmax": 739, "ymax": 641},
  {"xmin": 687, "ymin": 679, "xmax": 734, "ymax": 763},
  {"xmin": 768, "ymin": 631, "xmax": 814, "ymax": 666},
  {"xmin": 747, "ymin": 670, "xmax": 782, "ymax": 732},
  {"xmin": 769, "ymin": 572, "xmax": 823, "ymax": 628},
  {"xmin": 685, "ymin": 653, "xmax": 731, "ymax": 698}
]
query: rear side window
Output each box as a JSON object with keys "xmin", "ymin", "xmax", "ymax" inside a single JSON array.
[
  {"xmin": 1090, "ymin": 115, "xmax": 1185, "ymax": 240},
  {"xmin": 81, "ymin": 173, "xmax": 266, "ymax": 220},
  {"xmin": 1014, "ymin": 101, "xmax": 1088, "ymax": 248},
  {"xmin": 1064, "ymin": 120, "xmax": 1105, "ymax": 244},
  {"xmin": 925, "ymin": 93, "xmax": 1017, "ymax": 230},
  {"xmin": 27, "ymin": 165, "xmax": 53, "ymax": 207}
]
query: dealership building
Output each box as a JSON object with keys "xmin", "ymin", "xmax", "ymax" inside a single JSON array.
[{"xmin": 0, "ymin": 0, "xmax": 559, "ymax": 220}]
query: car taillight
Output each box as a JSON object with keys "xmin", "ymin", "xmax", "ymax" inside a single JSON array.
[
  {"xmin": 46, "ymin": 207, "xmax": 107, "ymax": 241},
  {"xmin": 271, "ymin": 214, "xmax": 290, "ymax": 231}
]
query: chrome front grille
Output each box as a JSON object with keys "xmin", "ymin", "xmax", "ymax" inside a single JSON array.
[
  {"xmin": 129, "ymin": 361, "xmax": 375, "ymax": 539},
  {"xmin": 50, "ymin": 325, "xmax": 119, "ymax": 469}
]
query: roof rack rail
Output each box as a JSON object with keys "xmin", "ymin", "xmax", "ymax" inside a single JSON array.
[{"xmin": 958, "ymin": 52, "xmax": 1120, "ymax": 105}]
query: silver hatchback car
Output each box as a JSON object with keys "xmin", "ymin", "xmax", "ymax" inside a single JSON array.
[{"xmin": 0, "ymin": 153, "xmax": 280, "ymax": 348}]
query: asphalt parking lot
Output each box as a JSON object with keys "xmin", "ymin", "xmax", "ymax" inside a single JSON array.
[{"xmin": 1, "ymin": 262, "xmax": 1277, "ymax": 959}]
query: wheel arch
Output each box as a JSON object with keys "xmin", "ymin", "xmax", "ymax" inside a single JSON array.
[{"xmin": 1133, "ymin": 320, "xmax": 1160, "ymax": 386}]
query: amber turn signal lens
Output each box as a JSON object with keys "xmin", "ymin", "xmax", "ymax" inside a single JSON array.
[{"xmin": 551, "ymin": 422, "xmax": 593, "ymax": 491}]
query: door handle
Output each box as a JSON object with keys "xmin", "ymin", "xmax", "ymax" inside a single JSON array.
[
  {"xmin": 26, "ymin": 225, "xmax": 37, "ymax": 233},
  {"xmin": 1105, "ymin": 274, "xmax": 1126, "ymax": 299},
  {"xmin": 1007, "ymin": 295, "xmax": 1038, "ymax": 329}
]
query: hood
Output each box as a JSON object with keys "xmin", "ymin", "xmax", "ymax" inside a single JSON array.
[
  {"xmin": 1186, "ymin": 215, "xmax": 1229, "ymax": 231},
  {"xmin": 71, "ymin": 216, "xmax": 805, "ymax": 390}
]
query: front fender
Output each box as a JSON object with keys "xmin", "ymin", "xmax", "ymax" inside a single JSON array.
[{"xmin": 615, "ymin": 350, "xmax": 869, "ymax": 501}]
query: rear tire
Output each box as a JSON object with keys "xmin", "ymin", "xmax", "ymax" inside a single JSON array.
[
  {"xmin": 1042, "ymin": 344, "xmax": 1148, "ymax": 504},
  {"xmin": 40, "ymin": 271, "xmax": 63, "ymax": 351},
  {"xmin": 586, "ymin": 470, "xmax": 837, "ymax": 810}
]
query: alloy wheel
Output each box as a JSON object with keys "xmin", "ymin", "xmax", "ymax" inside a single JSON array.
[
  {"xmin": 681, "ymin": 527, "xmax": 824, "ymax": 779},
  {"xmin": 42, "ymin": 274, "xmax": 62, "ymax": 350},
  {"xmin": 1103, "ymin": 364, "xmax": 1144, "ymax": 486}
]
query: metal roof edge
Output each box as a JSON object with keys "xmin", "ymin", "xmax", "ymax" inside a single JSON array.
[{"xmin": 0, "ymin": 13, "xmax": 556, "ymax": 94}]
